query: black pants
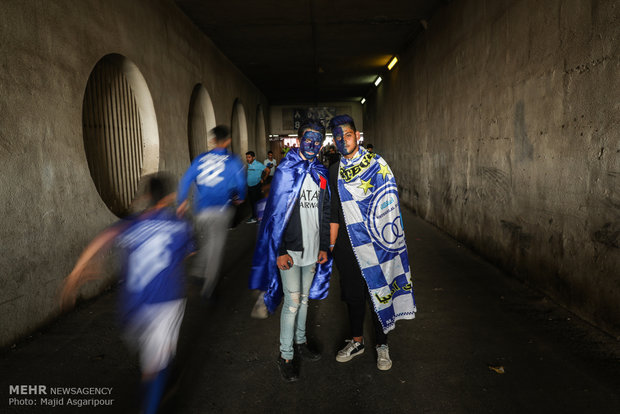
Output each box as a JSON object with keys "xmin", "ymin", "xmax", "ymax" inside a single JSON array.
[
  {"xmin": 333, "ymin": 242, "xmax": 388, "ymax": 346},
  {"xmin": 247, "ymin": 184, "xmax": 262, "ymax": 219}
]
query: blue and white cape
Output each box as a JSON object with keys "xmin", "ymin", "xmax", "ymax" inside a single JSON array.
[{"xmin": 337, "ymin": 147, "xmax": 416, "ymax": 333}]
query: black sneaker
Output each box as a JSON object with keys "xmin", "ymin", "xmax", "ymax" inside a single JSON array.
[
  {"xmin": 336, "ymin": 339, "xmax": 365, "ymax": 362},
  {"xmin": 294, "ymin": 342, "xmax": 321, "ymax": 361},
  {"xmin": 277, "ymin": 357, "xmax": 299, "ymax": 382}
]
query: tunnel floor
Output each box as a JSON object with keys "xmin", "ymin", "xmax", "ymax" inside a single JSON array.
[{"xmin": 1, "ymin": 208, "xmax": 619, "ymax": 413}]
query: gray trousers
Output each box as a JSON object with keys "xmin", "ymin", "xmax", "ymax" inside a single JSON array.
[{"xmin": 191, "ymin": 207, "xmax": 235, "ymax": 298}]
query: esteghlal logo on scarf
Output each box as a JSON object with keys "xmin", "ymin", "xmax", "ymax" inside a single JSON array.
[
  {"xmin": 367, "ymin": 183, "xmax": 405, "ymax": 253},
  {"xmin": 381, "ymin": 198, "xmax": 394, "ymax": 210},
  {"xmin": 339, "ymin": 153, "xmax": 375, "ymax": 182}
]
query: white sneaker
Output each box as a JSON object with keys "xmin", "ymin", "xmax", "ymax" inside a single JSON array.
[
  {"xmin": 336, "ymin": 339, "xmax": 365, "ymax": 362},
  {"xmin": 376, "ymin": 344, "xmax": 392, "ymax": 371},
  {"xmin": 250, "ymin": 291, "xmax": 268, "ymax": 319}
]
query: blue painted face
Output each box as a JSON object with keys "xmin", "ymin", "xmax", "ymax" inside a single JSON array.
[
  {"xmin": 333, "ymin": 125, "xmax": 356, "ymax": 156},
  {"xmin": 300, "ymin": 130, "xmax": 322, "ymax": 160}
]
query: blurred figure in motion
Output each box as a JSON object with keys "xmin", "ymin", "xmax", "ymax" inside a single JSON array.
[
  {"xmin": 177, "ymin": 125, "xmax": 246, "ymax": 299},
  {"xmin": 62, "ymin": 173, "xmax": 194, "ymax": 414}
]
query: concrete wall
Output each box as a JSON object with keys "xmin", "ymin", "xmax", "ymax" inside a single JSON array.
[
  {"xmin": 0, "ymin": 0, "xmax": 268, "ymax": 347},
  {"xmin": 364, "ymin": 0, "xmax": 620, "ymax": 337}
]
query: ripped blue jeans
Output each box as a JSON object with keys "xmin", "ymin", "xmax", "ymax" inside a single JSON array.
[{"xmin": 279, "ymin": 263, "xmax": 316, "ymax": 360}]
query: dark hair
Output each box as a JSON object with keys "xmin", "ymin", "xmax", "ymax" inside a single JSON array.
[
  {"xmin": 267, "ymin": 150, "xmax": 273, "ymax": 155},
  {"xmin": 366, "ymin": 144, "xmax": 373, "ymax": 149},
  {"xmin": 147, "ymin": 173, "xmax": 175, "ymax": 205},
  {"xmin": 328, "ymin": 114, "xmax": 356, "ymax": 132},
  {"xmin": 298, "ymin": 119, "xmax": 325, "ymax": 138},
  {"xmin": 246, "ymin": 151, "xmax": 256, "ymax": 157},
  {"xmin": 211, "ymin": 125, "xmax": 230, "ymax": 142}
]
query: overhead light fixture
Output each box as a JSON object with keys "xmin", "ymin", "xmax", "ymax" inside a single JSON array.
[
  {"xmin": 361, "ymin": 98, "xmax": 366, "ymax": 104},
  {"xmin": 387, "ymin": 56, "xmax": 398, "ymax": 70},
  {"xmin": 374, "ymin": 76, "xmax": 382, "ymax": 86}
]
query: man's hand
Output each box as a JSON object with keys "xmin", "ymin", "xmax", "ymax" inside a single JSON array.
[
  {"xmin": 317, "ymin": 250, "xmax": 328, "ymax": 264},
  {"xmin": 277, "ymin": 254, "xmax": 293, "ymax": 270}
]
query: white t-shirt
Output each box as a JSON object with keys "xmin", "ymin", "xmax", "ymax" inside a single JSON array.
[
  {"xmin": 263, "ymin": 158, "xmax": 277, "ymax": 176},
  {"xmin": 287, "ymin": 174, "xmax": 320, "ymax": 267}
]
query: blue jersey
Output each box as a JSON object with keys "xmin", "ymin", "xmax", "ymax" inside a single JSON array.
[
  {"xmin": 116, "ymin": 208, "xmax": 194, "ymax": 322},
  {"xmin": 177, "ymin": 147, "xmax": 247, "ymax": 212}
]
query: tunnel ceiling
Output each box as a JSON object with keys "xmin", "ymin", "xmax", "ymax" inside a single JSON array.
[{"xmin": 174, "ymin": 0, "xmax": 447, "ymax": 105}]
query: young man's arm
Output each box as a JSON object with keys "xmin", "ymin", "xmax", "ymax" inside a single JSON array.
[
  {"xmin": 277, "ymin": 228, "xmax": 294, "ymax": 270},
  {"xmin": 328, "ymin": 163, "xmax": 341, "ymax": 252},
  {"xmin": 61, "ymin": 223, "xmax": 127, "ymax": 310},
  {"xmin": 318, "ymin": 177, "xmax": 331, "ymax": 263},
  {"xmin": 277, "ymin": 197, "xmax": 296, "ymax": 270}
]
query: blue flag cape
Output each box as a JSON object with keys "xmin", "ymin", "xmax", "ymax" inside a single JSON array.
[
  {"xmin": 249, "ymin": 148, "xmax": 333, "ymax": 313},
  {"xmin": 337, "ymin": 146, "xmax": 416, "ymax": 333}
]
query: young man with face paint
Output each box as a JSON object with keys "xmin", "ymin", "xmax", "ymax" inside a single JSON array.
[
  {"xmin": 249, "ymin": 120, "xmax": 332, "ymax": 382},
  {"xmin": 328, "ymin": 115, "xmax": 416, "ymax": 371}
]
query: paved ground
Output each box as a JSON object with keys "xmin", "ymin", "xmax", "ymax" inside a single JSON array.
[{"xmin": 1, "ymin": 208, "xmax": 619, "ymax": 413}]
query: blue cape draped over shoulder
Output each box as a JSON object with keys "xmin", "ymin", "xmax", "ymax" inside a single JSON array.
[{"xmin": 248, "ymin": 148, "xmax": 333, "ymax": 313}]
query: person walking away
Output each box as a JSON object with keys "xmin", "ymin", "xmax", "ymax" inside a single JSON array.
[{"xmin": 177, "ymin": 125, "xmax": 246, "ymax": 299}]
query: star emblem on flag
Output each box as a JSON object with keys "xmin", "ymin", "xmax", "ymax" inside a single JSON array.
[
  {"xmin": 358, "ymin": 178, "xmax": 374, "ymax": 194},
  {"xmin": 378, "ymin": 163, "xmax": 391, "ymax": 180}
]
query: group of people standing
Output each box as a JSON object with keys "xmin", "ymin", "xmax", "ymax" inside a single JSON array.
[
  {"xmin": 249, "ymin": 115, "xmax": 416, "ymax": 382},
  {"xmin": 61, "ymin": 114, "xmax": 416, "ymax": 412}
]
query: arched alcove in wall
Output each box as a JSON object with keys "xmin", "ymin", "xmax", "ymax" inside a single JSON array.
[
  {"xmin": 188, "ymin": 84, "xmax": 216, "ymax": 159},
  {"xmin": 82, "ymin": 54, "xmax": 159, "ymax": 217},
  {"xmin": 231, "ymin": 99, "xmax": 248, "ymax": 156}
]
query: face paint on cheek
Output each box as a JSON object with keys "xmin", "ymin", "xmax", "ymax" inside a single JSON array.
[
  {"xmin": 333, "ymin": 127, "xmax": 351, "ymax": 155},
  {"xmin": 335, "ymin": 138, "xmax": 347, "ymax": 155},
  {"xmin": 300, "ymin": 131, "xmax": 322, "ymax": 160}
]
